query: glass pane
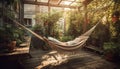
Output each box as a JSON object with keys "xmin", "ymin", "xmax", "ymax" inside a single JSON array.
[
  {"xmin": 76, "ymin": 0, "xmax": 85, "ymax": 2},
  {"xmin": 24, "ymin": 4, "xmax": 36, "ymax": 14},
  {"xmin": 60, "ymin": 1, "xmax": 72, "ymax": 5},
  {"xmin": 63, "ymin": 0, "xmax": 75, "ymax": 1},
  {"xmin": 71, "ymin": 2, "xmax": 81, "ymax": 6},
  {"xmin": 51, "ymin": 7, "xmax": 63, "ymax": 12},
  {"xmin": 40, "ymin": 6, "xmax": 48, "ymax": 13},
  {"xmin": 49, "ymin": 0, "xmax": 59, "ymax": 5},
  {"xmin": 37, "ymin": 0, "xmax": 48, "ymax": 2}
]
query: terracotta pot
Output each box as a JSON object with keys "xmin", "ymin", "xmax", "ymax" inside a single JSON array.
[
  {"xmin": 104, "ymin": 52, "xmax": 114, "ymax": 61},
  {"xmin": 8, "ymin": 41, "xmax": 16, "ymax": 52}
]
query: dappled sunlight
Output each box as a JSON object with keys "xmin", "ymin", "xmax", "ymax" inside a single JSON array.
[
  {"xmin": 34, "ymin": 50, "xmax": 91, "ymax": 69},
  {"xmin": 1, "ymin": 0, "xmax": 120, "ymax": 69},
  {"xmin": 64, "ymin": 8, "xmax": 71, "ymax": 11},
  {"xmin": 35, "ymin": 51, "xmax": 69, "ymax": 69},
  {"xmin": 64, "ymin": 1, "xmax": 72, "ymax": 5}
]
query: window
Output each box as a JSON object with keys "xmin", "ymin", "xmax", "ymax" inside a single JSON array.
[{"xmin": 24, "ymin": 18, "xmax": 32, "ymax": 26}]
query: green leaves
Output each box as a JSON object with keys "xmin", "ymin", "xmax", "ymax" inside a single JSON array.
[
  {"xmin": 35, "ymin": 11, "xmax": 62, "ymax": 37},
  {"xmin": 103, "ymin": 42, "xmax": 120, "ymax": 54}
]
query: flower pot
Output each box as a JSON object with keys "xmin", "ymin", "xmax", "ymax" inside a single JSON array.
[
  {"xmin": 8, "ymin": 41, "xmax": 16, "ymax": 52},
  {"xmin": 104, "ymin": 52, "xmax": 114, "ymax": 61}
]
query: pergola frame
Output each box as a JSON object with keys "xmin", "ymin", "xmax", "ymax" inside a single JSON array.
[
  {"xmin": 23, "ymin": 0, "xmax": 93, "ymax": 32},
  {"xmin": 23, "ymin": 0, "xmax": 93, "ymax": 9}
]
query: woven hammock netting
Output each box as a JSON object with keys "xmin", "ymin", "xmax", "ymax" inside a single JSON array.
[
  {"xmin": 11, "ymin": 19, "xmax": 100, "ymax": 53},
  {"xmin": 4, "ymin": 0, "xmax": 113, "ymax": 55}
]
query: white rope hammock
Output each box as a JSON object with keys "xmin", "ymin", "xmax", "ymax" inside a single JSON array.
[
  {"xmin": 4, "ymin": 0, "xmax": 112, "ymax": 51},
  {"xmin": 11, "ymin": 19, "xmax": 100, "ymax": 51},
  {"xmin": 44, "ymin": 22, "xmax": 99, "ymax": 50}
]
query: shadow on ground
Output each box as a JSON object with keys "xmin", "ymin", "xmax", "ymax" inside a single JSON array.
[{"xmin": 41, "ymin": 57, "xmax": 94, "ymax": 69}]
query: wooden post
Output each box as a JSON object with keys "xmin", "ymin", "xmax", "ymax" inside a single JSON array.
[
  {"xmin": 0, "ymin": 1, "xmax": 3, "ymax": 26},
  {"xmin": 35, "ymin": 4, "xmax": 40, "ymax": 24},
  {"xmin": 18, "ymin": 0, "xmax": 24, "ymax": 24},
  {"xmin": 83, "ymin": 4, "xmax": 88, "ymax": 33},
  {"xmin": 48, "ymin": 0, "xmax": 51, "ymax": 13},
  {"xmin": 48, "ymin": 3, "xmax": 51, "ymax": 15},
  {"xmin": 63, "ymin": 8, "xmax": 66, "ymax": 34},
  {"xmin": 21, "ymin": 0, "xmax": 24, "ymax": 24}
]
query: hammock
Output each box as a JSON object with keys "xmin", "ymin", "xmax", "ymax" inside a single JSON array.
[
  {"xmin": 44, "ymin": 22, "xmax": 98, "ymax": 51},
  {"xmin": 3, "ymin": 0, "xmax": 112, "ymax": 51},
  {"xmin": 11, "ymin": 19, "xmax": 100, "ymax": 51}
]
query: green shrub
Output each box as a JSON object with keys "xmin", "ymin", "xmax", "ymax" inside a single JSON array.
[
  {"xmin": 60, "ymin": 36, "xmax": 74, "ymax": 42},
  {"xmin": 103, "ymin": 42, "xmax": 120, "ymax": 58}
]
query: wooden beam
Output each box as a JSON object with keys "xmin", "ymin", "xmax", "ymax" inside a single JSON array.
[
  {"xmin": 83, "ymin": 0, "xmax": 93, "ymax": 5},
  {"xmin": 48, "ymin": 0, "xmax": 51, "ymax": 13},
  {"xmin": 35, "ymin": 0, "xmax": 37, "ymax": 2},
  {"xmin": 69, "ymin": 0, "xmax": 76, "ymax": 6},
  {"xmin": 83, "ymin": 5, "xmax": 88, "ymax": 33},
  {"xmin": 48, "ymin": 0, "xmax": 51, "ymax": 4},
  {"xmin": 57, "ymin": 0, "xmax": 62, "ymax": 5},
  {"xmin": 23, "ymin": 0, "xmax": 77, "ymax": 8}
]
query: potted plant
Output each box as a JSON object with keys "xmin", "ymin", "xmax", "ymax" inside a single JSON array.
[
  {"xmin": 3, "ymin": 23, "xmax": 25, "ymax": 52},
  {"xmin": 4, "ymin": 24, "xmax": 17, "ymax": 51},
  {"xmin": 0, "ymin": 24, "xmax": 17, "ymax": 52},
  {"xmin": 103, "ymin": 42, "xmax": 115, "ymax": 61},
  {"xmin": 103, "ymin": 42, "xmax": 120, "ymax": 62}
]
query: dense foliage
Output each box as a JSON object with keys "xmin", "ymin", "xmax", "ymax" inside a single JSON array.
[{"xmin": 34, "ymin": 11, "xmax": 63, "ymax": 38}]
